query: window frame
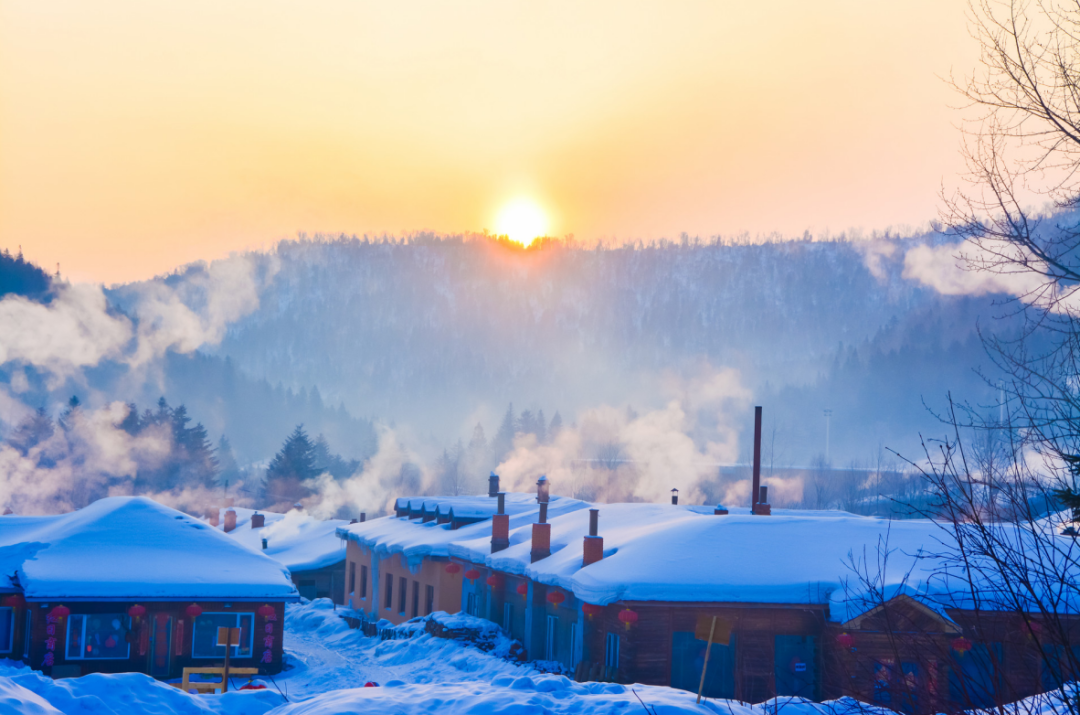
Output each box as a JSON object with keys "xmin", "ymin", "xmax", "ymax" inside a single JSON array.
[
  {"xmin": 385, "ymin": 573, "xmax": 393, "ymax": 610},
  {"xmin": 348, "ymin": 562, "xmax": 356, "ymax": 596},
  {"xmin": 65, "ymin": 613, "xmax": 132, "ymax": 660},
  {"xmin": 398, "ymin": 576, "xmax": 407, "ymax": 614},
  {"xmin": 545, "ymin": 614, "xmax": 558, "ymax": 660},
  {"xmin": 190, "ymin": 612, "xmax": 255, "ymax": 660},
  {"xmin": 360, "ymin": 565, "xmax": 368, "ymax": 600},
  {"xmin": 411, "ymin": 581, "xmax": 420, "ymax": 619},
  {"xmin": 425, "ymin": 584, "xmax": 434, "ymax": 615},
  {"xmin": 0, "ymin": 607, "xmax": 12, "ymax": 654},
  {"xmin": 605, "ymin": 632, "xmax": 620, "ymax": 669}
]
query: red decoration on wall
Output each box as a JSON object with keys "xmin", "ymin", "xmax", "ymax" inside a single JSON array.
[
  {"xmin": 546, "ymin": 590, "xmax": 566, "ymax": 607},
  {"xmin": 175, "ymin": 619, "xmax": 185, "ymax": 657},
  {"xmin": 257, "ymin": 604, "xmax": 276, "ymax": 618},
  {"xmin": 2, "ymin": 594, "xmax": 25, "ymax": 609},
  {"xmin": 445, "ymin": 563, "xmax": 461, "ymax": 575},
  {"xmin": 836, "ymin": 632, "xmax": 854, "ymax": 649},
  {"xmin": 127, "ymin": 604, "xmax": 146, "ymax": 620},
  {"xmin": 485, "ymin": 574, "xmax": 504, "ymax": 588},
  {"xmin": 185, "ymin": 603, "xmax": 203, "ymax": 618},
  {"xmin": 951, "ymin": 637, "xmax": 973, "ymax": 655},
  {"xmin": 618, "ymin": 608, "xmax": 638, "ymax": 631},
  {"xmin": 516, "ymin": 583, "xmax": 529, "ymax": 598},
  {"xmin": 48, "ymin": 605, "xmax": 70, "ymax": 620},
  {"xmin": 464, "ymin": 569, "xmax": 481, "ymax": 581},
  {"xmin": 582, "ymin": 603, "xmax": 603, "ymax": 620}
]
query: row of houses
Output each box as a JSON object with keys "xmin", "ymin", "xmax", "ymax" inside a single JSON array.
[
  {"xmin": 0, "ymin": 497, "xmax": 298, "ymax": 679},
  {"xmin": 337, "ymin": 478, "xmax": 1078, "ymax": 712}
]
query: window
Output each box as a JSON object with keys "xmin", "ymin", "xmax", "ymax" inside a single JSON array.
[
  {"xmin": 466, "ymin": 593, "xmax": 477, "ymax": 617},
  {"xmin": 23, "ymin": 611, "xmax": 31, "ymax": 660},
  {"xmin": 605, "ymin": 632, "xmax": 620, "ymax": 669},
  {"xmin": 545, "ymin": 615, "xmax": 558, "ymax": 660},
  {"xmin": 425, "ymin": 585, "xmax": 434, "ymax": 615},
  {"xmin": 570, "ymin": 622, "xmax": 580, "ymax": 669},
  {"xmin": 360, "ymin": 565, "xmax": 368, "ymax": 600},
  {"xmin": 399, "ymin": 577, "xmax": 407, "ymax": 614},
  {"xmin": 191, "ymin": 613, "xmax": 254, "ymax": 659},
  {"xmin": 65, "ymin": 613, "xmax": 131, "ymax": 660},
  {"xmin": 412, "ymin": 581, "xmax": 420, "ymax": 619},
  {"xmin": 775, "ymin": 635, "xmax": 817, "ymax": 700},
  {"xmin": 503, "ymin": 603, "xmax": 513, "ymax": 632},
  {"xmin": 0, "ymin": 608, "xmax": 12, "ymax": 654},
  {"xmin": 348, "ymin": 562, "xmax": 356, "ymax": 595},
  {"xmin": 385, "ymin": 573, "xmax": 393, "ymax": 610},
  {"xmin": 670, "ymin": 631, "xmax": 737, "ymax": 699}
]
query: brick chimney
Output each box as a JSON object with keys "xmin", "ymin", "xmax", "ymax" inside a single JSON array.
[
  {"xmin": 224, "ymin": 508, "xmax": 237, "ymax": 533},
  {"xmin": 583, "ymin": 509, "xmax": 603, "ymax": 566},
  {"xmin": 714, "ymin": 504, "xmax": 729, "ymax": 515},
  {"xmin": 531, "ymin": 479, "xmax": 551, "ymax": 562},
  {"xmin": 756, "ymin": 485, "xmax": 771, "ymax": 515},
  {"xmin": 360, "ymin": 512, "xmax": 366, "ymax": 522},
  {"xmin": 751, "ymin": 406, "xmax": 771, "ymax": 516},
  {"xmin": 492, "ymin": 493, "xmax": 510, "ymax": 553},
  {"xmin": 251, "ymin": 512, "xmax": 265, "ymax": 529}
]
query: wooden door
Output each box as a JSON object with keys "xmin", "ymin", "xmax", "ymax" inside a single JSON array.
[{"xmin": 149, "ymin": 613, "xmax": 172, "ymax": 678}]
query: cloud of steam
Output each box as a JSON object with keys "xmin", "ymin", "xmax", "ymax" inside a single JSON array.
[
  {"xmin": 301, "ymin": 425, "xmax": 436, "ymax": 520},
  {"xmin": 901, "ymin": 241, "xmax": 1047, "ymax": 299},
  {"xmin": 492, "ymin": 367, "xmax": 753, "ymax": 505},
  {"xmin": 0, "ymin": 254, "xmax": 275, "ymax": 514}
]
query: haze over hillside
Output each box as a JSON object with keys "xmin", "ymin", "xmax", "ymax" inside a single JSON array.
[{"xmin": 110, "ymin": 232, "xmax": 1008, "ymax": 469}]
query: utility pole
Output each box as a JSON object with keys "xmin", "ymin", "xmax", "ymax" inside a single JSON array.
[{"xmin": 823, "ymin": 409, "xmax": 833, "ymax": 465}]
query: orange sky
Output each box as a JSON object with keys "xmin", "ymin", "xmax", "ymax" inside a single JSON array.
[{"xmin": 0, "ymin": 1, "xmax": 974, "ymax": 284}]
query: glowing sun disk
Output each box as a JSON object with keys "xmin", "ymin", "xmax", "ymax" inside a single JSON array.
[{"xmin": 495, "ymin": 199, "xmax": 548, "ymax": 245}]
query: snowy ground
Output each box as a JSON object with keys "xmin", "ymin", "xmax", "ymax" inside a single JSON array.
[{"xmin": 1, "ymin": 600, "xmax": 1074, "ymax": 715}]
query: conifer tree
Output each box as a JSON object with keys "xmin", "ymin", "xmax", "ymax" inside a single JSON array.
[{"xmin": 492, "ymin": 404, "xmax": 516, "ymax": 463}]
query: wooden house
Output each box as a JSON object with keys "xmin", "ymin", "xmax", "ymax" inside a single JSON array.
[{"xmin": 0, "ymin": 497, "xmax": 297, "ymax": 679}]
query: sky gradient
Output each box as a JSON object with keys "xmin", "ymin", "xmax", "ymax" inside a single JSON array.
[{"xmin": 1, "ymin": 1, "xmax": 973, "ymax": 284}]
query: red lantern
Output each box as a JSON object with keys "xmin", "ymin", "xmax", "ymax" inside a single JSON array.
[
  {"xmin": 49, "ymin": 605, "xmax": 70, "ymax": 620},
  {"xmin": 583, "ymin": 603, "xmax": 603, "ymax": 620},
  {"xmin": 952, "ymin": 637, "xmax": 973, "ymax": 655},
  {"xmin": 445, "ymin": 563, "xmax": 461, "ymax": 575},
  {"xmin": 546, "ymin": 590, "xmax": 566, "ymax": 607},
  {"xmin": 185, "ymin": 603, "xmax": 203, "ymax": 618},
  {"xmin": 836, "ymin": 632, "xmax": 854, "ymax": 649},
  {"xmin": 464, "ymin": 569, "xmax": 481, "ymax": 581},
  {"xmin": 2, "ymin": 594, "xmax": 25, "ymax": 609},
  {"xmin": 258, "ymin": 604, "xmax": 276, "ymax": 618},
  {"xmin": 486, "ymin": 574, "xmax": 504, "ymax": 588},
  {"xmin": 127, "ymin": 604, "xmax": 146, "ymax": 621},
  {"xmin": 516, "ymin": 583, "xmax": 529, "ymax": 598},
  {"xmin": 618, "ymin": 608, "xmax": 638, "ymax": 631}
]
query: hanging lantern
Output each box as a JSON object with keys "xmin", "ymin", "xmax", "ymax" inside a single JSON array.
[
  {"xmin": 1026, "ymin": 620, "xmax": 1044, "ymax": 640},
  {"xmin": 257, "ymin": 604, "xmax": 276, "ymax": 618},
  {"xmin": 516, "ymin": 583, "xmax": 529, "ymax": 599},
  {"xmin": 583, "ymin": 603, "xmax": 604, "ymax": 620},
  {"xmin": 618, "ymin": 608, "xmax": 638, "ymax": 631},
  {"xmin": 464, "ymin": 569, "xmax": 481, "ymax": 581},
  {"xmin": 2, "ymin": 594, "xmax": 25, "ymax": 609},
  {"xmin": 836, "ymin": 632, "xmax": 854, "ymax": 650},
  {"xmin": 49, "ymin": 605, "xmax": 70, "ymax": 621},
  {"xmin": 951, "ymin": 636, "xmax": 973, "ymax": 655},
  {"xmin": 127, "ymin": 604, "xmax": 146, "ymax": 621},
  {"xmin": 185, "ymin": 603, "xmax": 204, "ymax": 618},
  {"xmin": 486, "ymin": 574, "xmax": 504, "ymax": 588},
  {"xmin": 546, "ymin": 590, "xmax": 566, "ymax": 607},
  {"xmin": 445, "ymin": 563, "xmax": 461, "ymax": 575}
]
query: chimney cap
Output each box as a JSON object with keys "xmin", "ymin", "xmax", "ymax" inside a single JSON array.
[
  {"xmin": 671, "ymin": 487, "xmax": 678, "ymax": 495},
  {"xmin": 537, "ymin": 475, "xmax": 548, "ymax": 483}
]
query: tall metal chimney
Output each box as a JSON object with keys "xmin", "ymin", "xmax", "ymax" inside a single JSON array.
[
  {"xmin": 751, "ymin": 406, "xmax": 763, "ymax": 515},
  {"xmin": 671, "ymin": 488, "xmax": 679, "ymax": 505},
  {"xmin": 583, "ymin": 508, "xmax": 603, "ymax": 566},
  {"xmin": 491, "ymin": 493, "xmax": 509, "ymax": 553},
  {"xmin": 488, "ymin": 472, "xmax": 500, "ymax": 497}
]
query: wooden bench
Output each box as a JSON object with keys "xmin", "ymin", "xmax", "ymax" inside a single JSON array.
[{"xmin": 174, "ymin": 666, "xmax": 260, "ymax": 694}]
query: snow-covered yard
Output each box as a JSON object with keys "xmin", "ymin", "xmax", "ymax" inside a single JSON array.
[{"xmin": 0, "ymin": 599, "xmax": 1071, "ymax": 715}]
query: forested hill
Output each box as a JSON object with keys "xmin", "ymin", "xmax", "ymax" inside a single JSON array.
[
  {"xmin": 121, "ymin": 233, "xmax": 1004, "ymax": 464},
  {"xmin": 0, "ymin": 247, "xmax": 51, "ymax": 300}
]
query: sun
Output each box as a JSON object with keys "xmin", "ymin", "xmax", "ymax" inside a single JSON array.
[{"xmin": 494, "ymin": 199, "xmax": 549, "ymax": 246}]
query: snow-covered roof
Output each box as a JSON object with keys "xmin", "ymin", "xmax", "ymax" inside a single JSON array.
[
  {"xmin": 0, "ymin": 497, "xmax": 298, "ymax": 602},
  {"xmin": 338, "ymin": 493, "xmax": 590, "ymax": 567},
  {"xmin": 394, "ymin": 493, "xmax": 561, "ymax": 520},
  {"xmin": 220, "ymin": 507, "xmax": 347, "ymax": 572}
]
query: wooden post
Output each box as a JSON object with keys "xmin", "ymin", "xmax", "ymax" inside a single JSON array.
[
  {"xmin": 216, "ymin": 627, "xmax": 240, "ymax": 693},
  {"xmin": 697, "ymin": 616, "xmax": 717, "ymax": 704}
]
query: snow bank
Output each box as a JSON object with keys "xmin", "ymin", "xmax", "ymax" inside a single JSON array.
[
  {"xmin": 0, "ymin": 659, "xmax": 283, "ymax": 715},
  {"xmin": 0, "ymin": 497, "xmax": 298, "ymax": 601}
]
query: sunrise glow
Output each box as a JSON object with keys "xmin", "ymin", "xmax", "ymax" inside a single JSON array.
[{"xmin": 494, "ymin": 199, "xmax": 549, "ymax": 246}]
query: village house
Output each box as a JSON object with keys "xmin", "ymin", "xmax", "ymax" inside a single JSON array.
[
  {"xmin": 339, "ymin": 477, "xmax": 1078, "ymax": 713},
  {"xmin": 0, "ymin": 497, "xmax": 297, "ymax": 680},
  {"xmin": 218, "ymin": 506, "xmax": 349, "ymax": 604}
]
